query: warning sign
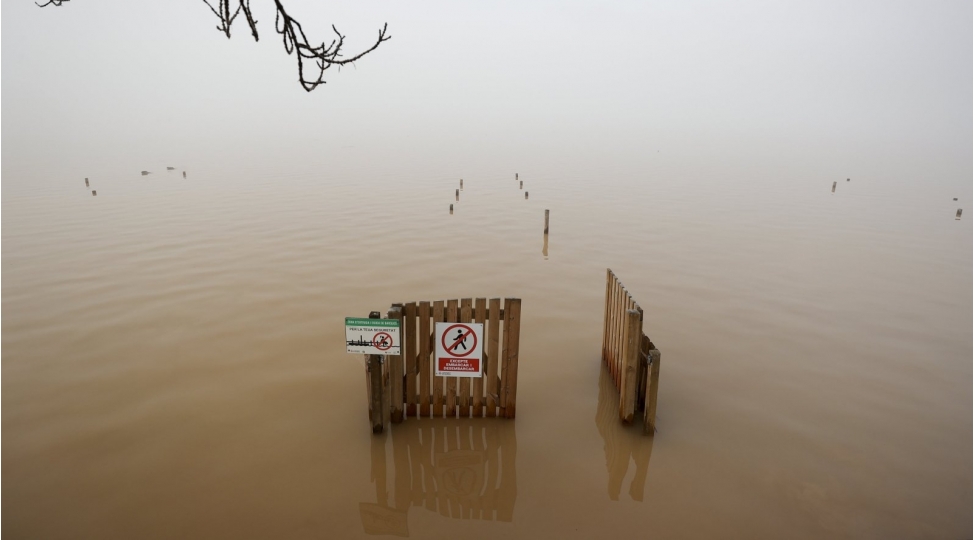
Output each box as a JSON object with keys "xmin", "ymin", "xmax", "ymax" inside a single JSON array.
[
  {"xmin": 435, "ymin": 322, "xmax": 484, "ymax": 377},
  {"xmin": 346, "ymin": 318, "xmax": 401, "ymax": 355}
]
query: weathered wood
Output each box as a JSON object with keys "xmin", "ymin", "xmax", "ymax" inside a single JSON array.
[
  {"xmin": 473, "ymin": 298, "xmax": 487, "ymax": 417},
  {"xmin": 367, "ymin": 311, "xmax": 385, "ymax": 432},
  {"xmin": 502, "ymin": 298, "xmax": 522, "ymax": 418},
  {"xmin": 389, "ymin": 306, "xmax": 404, "ymax": 423},
  {"xmin": 601, "ymin": 269, "xmax": 612, "ymax": 364},
  {"xmin": 404, "ymin": 302, "xmax": 417, "ymax": 417},
  {"xmin": 459, "ymin": 298, "xmax": 473, "ymax": 417},
  {"xmin": 432, "ymin": 300, "xmax": 445, "ymax": 418},
  {"xmin": 644, "ymin": 348, "xmax": 661, "ymax": 434},
  {"xmin": 637, "ymin": 334, "xmax": 651, "ymax": 410},
  {"xmin": 486, "ymin": 298, "xmax": 501, "ymax": 417},
  {"xmin": 418, "ymin": 301, "xmax": 432, "ymax": 417},
  {"xmin": 544, "ymin": 209, "xmax": 550, "ymax": 234},
  {"xmin": 620, "ymin": 309, "xmax": 641, "ymax": 424},
  {"xmin": 446, "ymin": 299, "xmax": 459, "ymax": 417}
]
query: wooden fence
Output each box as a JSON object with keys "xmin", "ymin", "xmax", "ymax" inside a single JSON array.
[
  {"xmin": 601, "ymin": 269, "xmax": 661, "ymax": 434},
  {"xmin": 365, "ymin": 298, "xmax": 522, "ymax": 432}
]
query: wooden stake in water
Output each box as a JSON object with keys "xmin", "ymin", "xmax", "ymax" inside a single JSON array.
[
  {"xmin": 91, "ymin": 190, "xmax": 97, "ymax": 196},
  {"xmin": 832, "ymin": 181, "xmax": 837, "ymax": 193},
  {"xmin": 85, "ymin": 178, "xmax": 89, "ymax": 187},
  {"xmin": 525, "ymin": 192, "xmax": 529, "ymax": 200},
  {"xmin": 515, "ymin": 173, "xmax": 519, "ymax": 180},
  {"xmin": 953, "ymin": 197, "xmax": 958, "ymax": 201},
  {"xmin": 544, "ymin": 209, "xmax": 550, "ymax": 234},
  {"xmin": 182, "ymin": 171, "xmax": 186, "ymax": 178},
  {"xmin": 956, "ymin": 208, "xmax": 963, "ymax": 220},
  {"xmin": 450, "ymin": 204, "xmax": 454, "ymax": 214},
  {"xmin": 460, "ymin": 179, "xmax": 463, "ymax": 189},
  {"xmin": 456, "ymin": 189, "xmax": 459, "ymax": 201},
  {"xmin": 366, "ymin": 311, "xmax": 385, "ymax": 433},
  {"xmin": 519, "ymin": 180, "xmax": 523, "ymax": 189},
  {"xmin": 847, "ymin": 178, "xmax": 850, "ymax": 182}
]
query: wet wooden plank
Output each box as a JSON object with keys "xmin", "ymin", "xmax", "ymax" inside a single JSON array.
[
  {"xmin": 459, "ymin": 298, "xmax": 473, "ymax": 418},
  {"xmin": 644, "ymin": 348, "xmax": 661, "ymax": 434},
  {"xmin": 502, "ymin": 298, "xmax": 522, "ymax": 418},
  {"xmin": 446, "ymin": 299, "xmax": 459, "ymax": 418},
  {"xmin": 621, "ymin": 309, "xmax": 641, "ymax": 424},
  {"xmin": 388, "ymin": 306, "xmax": 404, "ymax": 423},
  {"xmin": 601, "ymin": 269, "xmax": 613, "ymax": 365},
  {"xmin": 486, "ymin": 298, "xmax": 501, "ymax": 418},
  {"xmin": 473, "ymin": 298, "xmax": 487, "ymax": 418},
  {"xmin": 419, "ymin": 301, "xmax": 432, "ymax": 417},
  {"xmin": 404, "ymin": 302, "xmax": 417, "ymax": 417},
  {"xmin": 432, "ymin": 300, "xmax": 445, "ymax": 418}
]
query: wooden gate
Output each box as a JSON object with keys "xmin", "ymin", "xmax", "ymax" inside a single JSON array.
[
  {"xmin": 601, "ymin": 269, "xmax": 661, "ymax": 434},
  {"xmin": 365, "ymin": 298, "xmax": 522, "ymax": 432}
]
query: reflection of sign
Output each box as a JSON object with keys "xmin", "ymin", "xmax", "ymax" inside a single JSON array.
[
  {"xmin": 359, "ymin": 503, "xmax": 409, "ymax": 537},
  {"xmin": 346, "ymin": 318, "xmax": 401, "ymax": 355},
  {"xmin": 435, "ymin": 322, "xmax": 483, "ymax": 377},
  {"xmin": 435, "ymin": 450, "xmax": 485, "ymax": 497}
]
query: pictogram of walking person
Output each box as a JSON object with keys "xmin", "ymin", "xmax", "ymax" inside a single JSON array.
[{"xmin": 451, "ymin": 329, "xmax": 468, "ymax": 352}]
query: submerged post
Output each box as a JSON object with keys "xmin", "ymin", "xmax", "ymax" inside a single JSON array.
[
  {"xmin": 515, "ymin": 173, "xmax": 519, "ymax": 180},
  {"xmin": 544, "ymin": 209, "xmax": 550, "ymax": 234},
  {"xmin": 525, "ymin": 192, "xmax": 529, "ymax": 200},
  {"xmin": 450, "ymin": 204, "xmax": 454, "ymax": 214},
  {"xmin": 182, "ymin": 171, "xmax": 186, "ymax": 178},
  {"xmin": 85, "ymin": 178, "xmax": 89, "ymax": 187},
  {"xmin": 644, "ymin": 349, "xmax": 661, "ymax": 434},
  {"xmin": 832, "ymin": 181, "xmax": 837, "ymax": 193},
  {"xmin": 460, "ymin": 179, "xmax": 464, "ymax": 189},
  {"xmin": 519, "ymin": 181, "xmax": 523, "ymax": 189},
  {"xmin": 366, "ymin": 311, "xmax": 385, "ymax": 433},
  {"xmin": 956, "ymin": 208, "xmax": 963, "ymax": 220},
  {"xmin": 456, "ymin": 189, "xmax": 459, "ymax": 201},
  {"xmin": 91, "ymin": 190, "xmax": 97, "ymax": 196}
]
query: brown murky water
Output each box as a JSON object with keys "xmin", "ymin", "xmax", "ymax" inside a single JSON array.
[{"xmin": 3, "ymin": 161, "xmax": 971, "ymax": 539}]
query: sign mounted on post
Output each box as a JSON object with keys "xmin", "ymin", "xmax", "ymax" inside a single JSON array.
[
  {"xmin": 435, "ymin": 322, "xmax": 484, "ymax": 377},
  {"xmin": 346, "ymin": 317, "xmax": 401, "ymax": 355}
]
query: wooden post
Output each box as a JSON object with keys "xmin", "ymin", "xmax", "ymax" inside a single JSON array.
[
  {"xmin": 620, "ymin": 309, "xmax": 640, "ymax": 424},
  {"xmin": 456, "ymin": 189, "xmax": 460, "ymax": 201},
  {"xmin": 460, "ymin": 179, "xmax": 464, "ymax": 189},
  {"xmin": 544, "ymin": 210, "xmax": 550, "ymax": 234},
  {"xmin": 501, "ymin": 298, "xmax": 522, "ymax": 418},
  {"xmin": 367, "ymin": 311, "xmax": 385, "ymax": 433},
  {"xmin": 846, "ymin": 178, "xmax": 850, "ymax": 182},
  {"xmin": 85, "ymin": 178, "xmax": 89, "ymax": 187},
  {"xmin": 956, "ymin": 208, "xmax": 963, "ymax": 220},
  {"xmin": 643, "ymin": 349, "xmax": 661, "ymax": 434},
  {"xmin": 91, "ymin": 191, "xmax": 97, "ymax": 196},
  {"xmin": 418, "ymin": 301, "xmax": 432, "ymax": 417},
  {"xmin": 182, "ymin": 171, "xmax": 186, "ymax": 178},
  {"xmin": 404, "ymin": 302, "xmax": 417, "ymax": 417},
  {"xmin": 515, "ymin": 173, "xmax": 518, "ymax": 180},
  {"xmin": 486, "ymin": 298, "xmax": 501, "ymax": 417},
  {"xmin": 433, "ymin": 300, "xmax": 445, "ymax": 417},
  {"xmin": 473, "ymin": 298, "xmax": 487, "ymax": 417},
  {"xmin": 831, "ymin": 181, "xmax": 837, "ymax": 193},
  {"xmin": 601, "ymin": 269, "xmax": 613, "ymax": 365},
  {"xmin": 389, "ymin": 306, "xmax": 404, "ymax": 423},
  {"xmin": 450, "ymin": 204, "xmax": 454, "ymax": 214},
  {"xmin": 525, "ymin": 192, "xmax": 529, "ymax": 200},
  {"xmin": 519, "ymin": 181, "xmax": 523, "ymax": 189}
]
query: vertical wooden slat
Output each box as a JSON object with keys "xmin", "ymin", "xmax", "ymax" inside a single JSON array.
[
  {"xmin": 446, "ymin": 299, "xmax": 459, "ymax": 418},
  {"xmin": 601, "ymin": 269, "xmax": 613, "ymax": 364},
  {"xmin": 404, "ymin": 303, "xmax": 417, "ymax": 417},
  {"xmin": 418, "ymin": 301, "xmax": 432, "ymax": 417},
  {"xmin": 502, "ymin": 298, "xmax": 522, "ymax": 418},
  {"xmin": 612, "ymin": 281, "xmax": 623, "ymax": 388},
  {"xmin": 459, "ymin": 298, "xmax": 473, "ymax": 418},
  {"xmin": 620, "ymin": 309, "xmax": 641, "ymax": 424},
  {"xmin": 486, "ymin": 298, "xmax": 501, "ymax": 418},
  {"xmin": 432, "ymin": 300, "xmax": 445, "ymax": 418},
  {"xmin": 638, "ymin": 334, "xmax": 651, "ymax": 410},
  {"xmin": 473, "ymin": 298, "xmax": 487, "ymax": 418},
  {"xmin": 388, "ymin": 306, "xmax": 404, "ymax": 423},
  {"xmin": 367, "ymin": 311, "xmax": 385, "ymax": 432},
  {"xmin": 644, "ymin": 348, "xmax": 661, "ymax": 434}
]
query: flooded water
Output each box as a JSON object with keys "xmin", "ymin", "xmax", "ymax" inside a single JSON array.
[{"xmin": 2, "ymin": 155, "xmax": 971, "ymax": 539}]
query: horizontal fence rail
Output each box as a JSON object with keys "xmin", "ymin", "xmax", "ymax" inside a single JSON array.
[{"xmin": 601, "ymin": 269, "xmax": 662, "ymax": 434}]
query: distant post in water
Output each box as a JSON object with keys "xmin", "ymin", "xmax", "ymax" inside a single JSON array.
[
  {"xmin": 455, "ymin": 189, "xmax": 459, "ymax": 201},
  {"xmin": 519, "ymin": 181, "xmax": 523, "ymax": 189},
  {"xmin": 92, "ymin": 190, "xmax": 97, "ymax": 196},
  {"xmin": 182, "ymin": 171, "xmax": 186, "ymax": 178},
  {"xmin": 460, "ymin": 179, "xmax": 463, "ymax": 189},
  {"xmin": 544, "ymin": 209, "xmax": 550, "ymax": 234},
  {"xmin": 366, "ymin": 311, "xmax": 385, "ymax": 433},
  {"xmin": 450, "ymin": 204, "xmax": 454, "ymax": 214},
  {"xmin": 831, "ymin": 181, "xmax": 837, "ymax": 193},
  {"xmin": 956, "ymin": 208, "xmax": 963, "ymax": 220},
  {"xmin": 525, "ymin": 191, "xmax": 529, "ymax": 200},
  {"xmin": 847, "ymin": 178, "xmax": 850, "ymax": 182},
  {"xmin": 515, "ymin": 173, "xmax": 519, "ymax": 180},
  {"xmin": 85, "ymin": 178, "xmax": 89, "ymax": 187}
]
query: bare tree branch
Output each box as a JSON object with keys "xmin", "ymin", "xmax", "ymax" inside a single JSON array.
[{"xmin": 37, "ymin": 0, "xmax": 390, "ymax": 92}]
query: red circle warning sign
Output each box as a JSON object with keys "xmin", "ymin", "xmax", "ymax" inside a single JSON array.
[
  {"xmin": 373, "ymin": 332, "xmax": 393, "ymax": 351},
  {"xmin": 441, "ymin": 324, "xmax": 477, "ymax": 357}
]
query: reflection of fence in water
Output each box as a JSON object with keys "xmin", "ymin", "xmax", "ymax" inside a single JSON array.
[
  {"xmin": 361, "ymin": 419, "xmax": 517, "ymax": 535},
  {"xmin": 595, "ymin": 366, "xmax": 654, "ymax": 502}
]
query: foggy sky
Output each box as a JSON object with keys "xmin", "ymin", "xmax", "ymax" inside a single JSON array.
[{"xmin": 2, "ymin": 1, "xmax": 972, "ymax": 192}]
